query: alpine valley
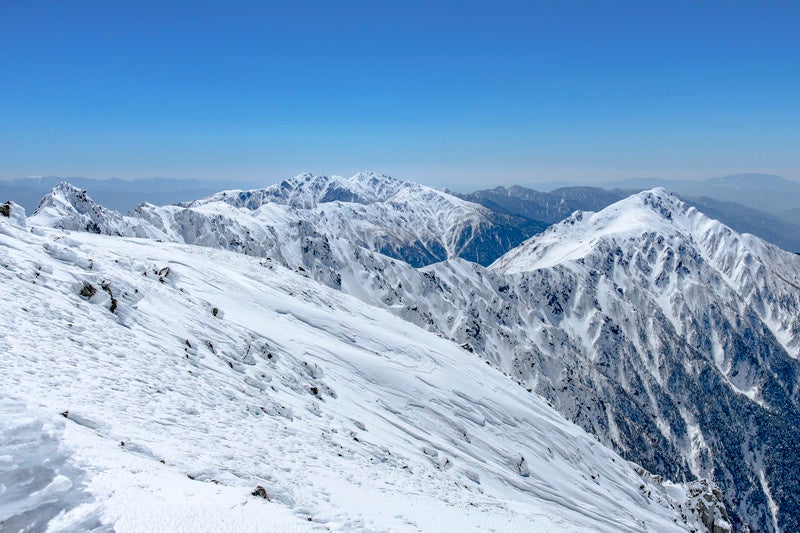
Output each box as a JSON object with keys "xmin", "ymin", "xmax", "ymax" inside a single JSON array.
[{"xmin": 4, "ymin": 171, "xmax": 799, "ymax": 531}]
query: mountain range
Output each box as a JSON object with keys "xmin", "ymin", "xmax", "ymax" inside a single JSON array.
[
  {"xmin": 5, "ymin": 171, "xmax": 800, "ymax": 530},
  {"xmin": 6, "ymin": 172, "xmax": 800, "ymax": 254},
  {"xmin": 0, "ymin": 176, "xmax": 264, "ymax": 213},
  {"xmin": 1, "ymin": 191, "xmax": 725, "ymax": 532}
]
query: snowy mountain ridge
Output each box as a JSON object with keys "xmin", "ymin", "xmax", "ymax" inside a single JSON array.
[
  {"xmin": 461, "ymin": 183, "xmax": 800, "ymax": 253},
  {"xmin": 30, "ymin": 182, "xmax": 160, "ymax": 239},
  {"xmin": 192, "ymin": 171, "xmax": 411, "ymax": 209},
  {"xmin": 30, "ymin": 174, "xmax": 546, "ymax": 268},
  {"xmin": 0, "ymin": 204, "xmax": 726, "ymax": 532}
]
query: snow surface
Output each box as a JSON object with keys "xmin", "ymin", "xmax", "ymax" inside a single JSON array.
[{"xmin": 0, "ymin": 212, "xmax": 708, "ymax": 532}]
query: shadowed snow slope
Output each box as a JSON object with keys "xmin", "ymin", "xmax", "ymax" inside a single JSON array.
[{"xmin": 0, "ymin": 212, "xmax": 720, "ymax": 532}]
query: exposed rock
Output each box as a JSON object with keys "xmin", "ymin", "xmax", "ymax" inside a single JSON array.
[
  {"xmin": 79, "ymin": 282, "xmax": 97, "ymax": 299},
  {"xmin": 251, "ymin": 485, "xmax": 270, "ymax": 501},
  {"xmin": 686, "ymin": 480, "xmax": 732, "ymax": 533}
]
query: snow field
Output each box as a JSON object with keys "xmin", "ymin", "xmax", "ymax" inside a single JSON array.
[{"xmin": 0, "ymin": 215, "xmax": 699, "ymax": 531}]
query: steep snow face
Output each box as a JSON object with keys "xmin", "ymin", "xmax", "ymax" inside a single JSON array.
[
  {"xmin": 0, "ymin": 217, "xmax": 717, "ymax": 532},
  {"xmin": 492, "ymin": 189, "xmax": 800, "ymax": 359}
]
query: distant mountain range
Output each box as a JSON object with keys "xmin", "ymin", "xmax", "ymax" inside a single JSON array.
[
  {"xmin": 600, "ymin": 173, "xmax": 800, "ymax": 213},
  {"xmin": 30, "ymin": 173, "xmax": 546, "ymax": 267}
]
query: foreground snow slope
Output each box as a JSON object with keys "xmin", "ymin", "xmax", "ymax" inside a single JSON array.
[{"xmin": 0, "ymin": 208, "xmax": 718, "ymax": 532}]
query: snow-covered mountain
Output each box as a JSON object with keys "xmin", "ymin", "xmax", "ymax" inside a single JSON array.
[
  {"xmin": 422, "ymin": 190, "xmax": 800, "ymax": 531},
  {"xmin": 30, "ymin": 173, "xmax": 544, "ymax": 268},
  {"xmin": 194, "ymin": 171, "xmax": 548, "ymax": 266},
  {"xmin": 0, "ymin": 176, "xmax": 265, "ymax": 213},
  {"xmin": 0, "ymin": 202, "xmax": 726, "ymax": 532},
  {"xmin": 20, "ymin": 176, "xmax": 799, "ymax": 530},
  {"xmin": 30, "ymin": 182, "xmax": 161, "ymax": 238}
]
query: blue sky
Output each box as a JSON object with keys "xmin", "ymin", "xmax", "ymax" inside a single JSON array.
[{"xmin": 1, "ymin": 1, "xmax": 798, "ymax": 189}]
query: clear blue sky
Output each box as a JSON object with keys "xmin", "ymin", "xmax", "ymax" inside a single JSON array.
[{"xmin": 1, "ymin": 1, "xmax": 798, "ymax": 189}]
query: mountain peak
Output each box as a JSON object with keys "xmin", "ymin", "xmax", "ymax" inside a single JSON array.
[
  {"xmin": 34, "ymin": 182, "xmax": 103, "ymax": 217},
  {"xmin": 29, "ymin": 182, "xmax": 135, "ymax": 236},
  {"xmin": 490, "ymin": 188, "xmax": 706, "ymax": 272}
]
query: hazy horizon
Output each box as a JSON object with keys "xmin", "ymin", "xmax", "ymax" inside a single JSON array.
[{"xmin": 3, "ymin": 170, "xmax": 800, "ymax": 195}]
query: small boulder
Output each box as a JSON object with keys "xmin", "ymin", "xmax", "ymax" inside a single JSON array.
[
  {"xmin": 80, "ymin": 282, "xmax": 97, "ymax": 299},
  {"xmin": 251, "ymin": 485, "xmax": 270, "ymax": 501}
]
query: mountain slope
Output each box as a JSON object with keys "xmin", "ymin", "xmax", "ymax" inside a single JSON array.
[
  {"xmin": 680, "ymin": 196, "xmax": 800, "ymax": 253},
  {"xmin": 0, "ymin": 207, "xmax": 720, "ymax": 532},
  {"xmin": 482, "ymin": 190, "xmax": 800, "ymax": 530}
]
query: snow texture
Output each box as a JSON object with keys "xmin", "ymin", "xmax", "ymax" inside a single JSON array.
[{"xmin": 0, "ymin": 211, "xmax": 715, "ymax": 532}]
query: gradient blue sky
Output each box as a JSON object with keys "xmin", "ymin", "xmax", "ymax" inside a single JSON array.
[{"xmin": 1, "ymin": 1, "xmax": 798, "ymax": 189}]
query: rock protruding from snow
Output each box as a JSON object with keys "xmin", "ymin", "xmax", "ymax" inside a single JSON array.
[
  {"xmin": 0, "ymin": 201, "xmax": 26, "ymax": 232},
  {"xmin": 684, "ymin": 480, "xmax": 733, "ymax": 533}
]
